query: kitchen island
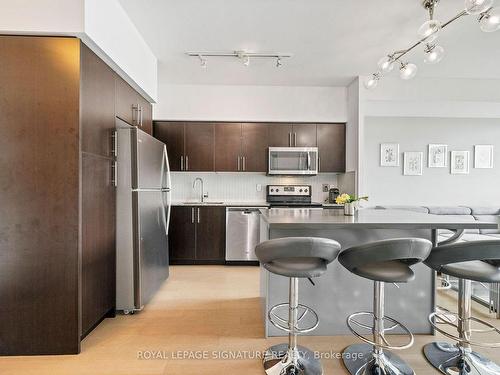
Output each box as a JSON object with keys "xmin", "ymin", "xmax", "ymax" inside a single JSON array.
[{"xmin": 259, "ymin": 208, "xmax": 497, "ymax": 337}]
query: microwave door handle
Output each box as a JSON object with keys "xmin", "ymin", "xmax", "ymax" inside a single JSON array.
[{"xmin": 307, "ymin": 152, "xmax": 311, "ymax": 170}]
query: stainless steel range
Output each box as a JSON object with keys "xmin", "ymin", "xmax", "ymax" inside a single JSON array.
[{"xmin": 266, "ymin": 184, "xmax": 322, "ymax": 208}]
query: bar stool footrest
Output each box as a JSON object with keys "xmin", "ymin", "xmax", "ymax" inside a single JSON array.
[
  {"xmin": 268, "ymin": 302, "xmax": 319, "ymax": 334},
  {"xmin": 346, "ymin": 311, "xmax": 414, "ymax": 350},
  {"xmin": 429, "ymin": 311, "xmax": 500, "ymax": 348}
]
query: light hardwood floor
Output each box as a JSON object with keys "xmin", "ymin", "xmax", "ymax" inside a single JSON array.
[{"xmin": 1, "ymin": 266, "xmax": 499, "ymax": 374}]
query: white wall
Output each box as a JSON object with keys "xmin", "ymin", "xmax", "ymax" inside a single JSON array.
[
  {"xmin": 84, "ymin": 0, "xmax": 157, "ymax": 101},
  {"xmin": 0, "ymin": 0, "xmax": 83, "ymax": 33},
  {"xmin": 363, "ymin": 117, "xmax": 500, "ymax": 206},
  {"xmin": 170, "ymin": 172, "xmax": 339, "ymax": 204},
  {"xmin": 154, "ymin": 84, "xmax": 347, "ymax": 122},
  {"xmin": 0, "ymin": 0, "xmax": 158, "ymax": 102}
]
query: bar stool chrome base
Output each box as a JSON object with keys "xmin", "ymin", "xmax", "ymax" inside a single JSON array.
[
  {"xmin": 343, "ymin": 343, "xmax": 414, "ymax": 375},
  {"xmin": 263, "ymin": 343, "xmax": 322, "ymax": 375},
  {"xmin": 424, "ymin": 342, "xmax": 500, "ymax": 375}
]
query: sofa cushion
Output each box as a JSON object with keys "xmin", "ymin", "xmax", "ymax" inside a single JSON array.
[
  {"xmin": 470, "ymin": 207, "xmax": 500, "ymax": 215},
  {"xmin": 426, "ymin": 206, "xmax": 472, "ymax": 215},
  {"xmin": 473, "ymin": 215, "xmax": 500, "ymax": 234},
  {"xmin": 375, "ymin": 205, "xmax": 429, "ymax": 213},
  {"xmin": 430, "ymin": 214, "xmax": 479, "ymax": 234}
]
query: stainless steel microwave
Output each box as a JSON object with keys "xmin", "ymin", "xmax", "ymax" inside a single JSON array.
[{"xmin": 268, "ymin": 147, "xmax": 319, "ymax": 175}]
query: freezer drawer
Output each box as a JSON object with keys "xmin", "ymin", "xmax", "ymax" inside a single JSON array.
[{"xmin": 226, "ymin": 208, "xmax": 260, "ymax": 261}]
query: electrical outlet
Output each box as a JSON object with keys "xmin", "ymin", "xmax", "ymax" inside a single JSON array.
[
  {"xmin": 322, "ymin": 184, "xmax": 330, "ymax": 193},
  {"xmin": 256, "ymin": 184, "xmax": 262, "ymax": 192}
]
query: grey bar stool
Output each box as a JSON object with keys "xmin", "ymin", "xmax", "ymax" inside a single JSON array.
[
  {"xmin": 255, "ymin": 237, "xmax": 341, "ymax": 375},
  {"xmin": 338, "ymin": 238, "xmax": 433, "ymax": 375},
  {"xmin": 423, "ymin": 240, "xmax": 500, "ymax": 375}
]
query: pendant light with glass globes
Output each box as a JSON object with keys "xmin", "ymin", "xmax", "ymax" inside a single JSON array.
[{"xmin": 364, "ymin": 0, "xmax": 500, "ymax": 89}]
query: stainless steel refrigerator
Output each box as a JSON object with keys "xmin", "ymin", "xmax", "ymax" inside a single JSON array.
[{"xmin": 115, "ymin": 119, "xmax": 171, "ymax": 314}]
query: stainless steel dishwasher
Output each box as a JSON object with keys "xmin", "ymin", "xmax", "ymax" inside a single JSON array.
[{"xmin": 226, "ymin": 208, "xmax": 261, "ymax": 262}]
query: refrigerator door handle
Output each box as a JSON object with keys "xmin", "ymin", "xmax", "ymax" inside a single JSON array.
[{"xmin": 162, "ymin": 146, "xmax": 172, "ymax": 235}]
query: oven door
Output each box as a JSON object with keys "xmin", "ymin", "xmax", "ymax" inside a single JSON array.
[{"xmin": 268, "ymin": 147, "xmax": 318, "ymax": 175}]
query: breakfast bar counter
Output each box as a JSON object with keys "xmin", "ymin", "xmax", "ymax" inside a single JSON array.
[{"xmin": 258, "ymin": 208, "xmax": 497, "ymax": 337}]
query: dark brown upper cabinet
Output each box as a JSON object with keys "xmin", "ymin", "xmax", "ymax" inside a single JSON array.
[
  {"xmin": 292, "ymin": 124, "xmax": 317, "ymax": 147},
  {"xmin": 215, "ymin": 123, "xmax": 242, "ymax": 171},
  {"xmin": 268, "ymin": 123, "xmax": 316, "ymax": 147},
  {"xmin": 242, "ymin": 123, "xmax": 269, "ymax": 172},
  {"xmin": 154, "ymin": 122, "xmax": 215, "ymax": 171},
  {"xmin": 115, "ymin": 77, "xmax": 152, "ymax": 134},
  {"xmin": 215, "ymin": 123, "xmax": 269, "ymax": 172},
  {"xmin": 268, "ymin": 123, "xmax": 293, "ymax": 147},
  {"xmin": 154, "ymin": 122, "xmax": 185, "ymax": 171},
  {"xmin": 184, "ymin": 123, "xmax": 215, "ymax": 171},
  {"xmin": 317, "ymin": 123, "xmax": 346, "ymax": 173}
]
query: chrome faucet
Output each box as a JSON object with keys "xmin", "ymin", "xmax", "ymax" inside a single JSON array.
[{"xmin": 193, "ymin": 177, "xmax": 206, "ymax": 203}]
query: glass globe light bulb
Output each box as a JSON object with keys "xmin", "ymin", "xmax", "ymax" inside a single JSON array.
[
  {"xmin": 465, "ymin": 0, "xmax": 493, "ymax": 15},
  {"xmin": 364, "ymin": 74, "xmax": 380, "ymax": 90},
  {"xmin": 479, "ymin": 7, "xmax": 500, "ymax": 32},
  {"xmin": 377, "ymin": 55, "xmax": 395, "ymax": 74},
  {"xmin": 418, "ymin": 19, "xmax": 442, "ymax": 43},
  {"xmin": 424, "ymin": 44, "xmax": 445, "ymax": 64},
  {"xmin": 399, "ymin": 63, "xmax": 418, "ymax": 80}
]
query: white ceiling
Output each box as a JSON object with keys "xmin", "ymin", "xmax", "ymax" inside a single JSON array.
[{"xmin": 119, "ymin": 0, "xmax": 500, "ymax": 87}]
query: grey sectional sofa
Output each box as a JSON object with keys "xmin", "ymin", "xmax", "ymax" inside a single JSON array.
[{"xmin": 374, "ymin": 206, "xmax": 500, "ymax": 243}]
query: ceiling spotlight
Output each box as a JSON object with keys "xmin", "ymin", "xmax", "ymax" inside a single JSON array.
[
  {"xmin": 465, "ymin": 0, "xmax": 494, "ymax": 15},
  {"xmin": 399, "ymin": 62, "xmax": 418, "ymax": 80},
  {"xmin": 198, "ymin": 55, "xmax": 207, "ymax": 69},
  {"xmin": 424, "ymin": 43, "xmax": 445, "ymax": 64},
  {"xmin": 377, "ymin": 55, "xmax": 395, "ymax": 74},
  {"xmin": 364, "ymin": 73, "xmax": 381, "ymax": 89},
  {"xmin": 243, "ymin": 55, "xmax": 250, "ymax": 66},
  {"xmin": 276, "ymin": 56, "xmax": 283, "ymax": 68},
  {"xmin": 479, "ymin": 7, "xmax": 500, "ymax": 32},
  {"xmin": 418, "ymin": 19, "xmax": 442, "ymax": 43}
]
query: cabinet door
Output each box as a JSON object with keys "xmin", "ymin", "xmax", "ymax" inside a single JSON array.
[
  {"xmin": 139, "ymin": 98, "xmax": 152, "ymax": 135},
  {"xmin": 82, "ymin": 154, "xmax": 116, "ymax": 335},
  {"xmin": 154, "ymin": 122, "xmax": 185, "ymax": 171},
  {"xmin": 80, "ymin": 44, "xmax": 115, "ymax": 157},
  {"xmin": 215, "ymin": 123, "xmax": 242, "ymax": 171},
  {"xmin": 185, "ymin": 123, "xmax": 215, "ymax": 171},
  {"xmin": 292, "ymin": 124, "xmax": 317, "ymax": 147},
  {"xmin": 168, "ymin": 206, "xmax": 196, "ymax": 263},
  {"xmin": 317, "ymin": 124, "xmax": 346, "ymax": 172},
  {"xmin": 242, "ymin": 123, "xmax": 269, "ymax": 172},
  {"xmin": 268, "ymin": 123, "xmax": 293, "ymax": 147},
  {"xmin": 115, "ymin": 77, "xmax": 139, "ymax": 126},
  {"xmin": 196, "ymin": 207, "xmax": 226, "ymax": 262}
]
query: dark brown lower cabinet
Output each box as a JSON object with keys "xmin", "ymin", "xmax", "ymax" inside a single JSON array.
[
  {"xmin": 81, "ymin": 153, "xmax": 116, "ymax": 336},
  {"xmin": 169, "ymin": 206, "xmax": 226, "ymax": 264}
]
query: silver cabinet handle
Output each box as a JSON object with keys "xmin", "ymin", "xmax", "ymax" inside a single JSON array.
[
  {"xmin": 111, "ymin": 160, "xmax": 118, "ymax": 187},
  {"xmin": 180, "ymin": 155, "xmax": 184, "ymax": 171},
  {"xmin": 185, "ymin": 155, "xmax": 189, "ymax": 171},
  {"xmin": 197, "ymin": 207, "xmax": 200, "ymax": 223},
  {"xmin": 191, "ymin": 207, "xmax": 195, "ymax": 223},
  {"xmin": 111, "ymin": 130, "xmax": 118, "ymax": 157},
  {"xmin": 242, "ymin": 156, "xmax": 246, "ymax": 171},
  {"xmin": 294, "ymin": 132, "xmax": 297, "ymax": 147},
  {"xmin": 288, "ymin": 132, "xmax": 292, "ymax": 147},
  {"xmin": 139, "ymin": 105, "xmax": 143, "ymax": 127},
  {"xmin": 237, "ymin": 156, "xmax": 241, "ymax": 171}
]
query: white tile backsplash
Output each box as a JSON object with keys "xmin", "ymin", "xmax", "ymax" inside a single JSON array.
[{"xmin": 170, "ymin": 172, "xmax": 339, "ymax": 203}]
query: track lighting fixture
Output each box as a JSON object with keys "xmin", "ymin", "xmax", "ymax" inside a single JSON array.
[
  {"xmin": 198, "ymin": 55, "xmax": 207, "ymax": 69},
  {"xmin": 186, "ymin": 50, "xmax": 292, "ymax": 69},
  {"xmin": 365, "ymin": 0, "xmax": 500, "ymax": 89}
]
